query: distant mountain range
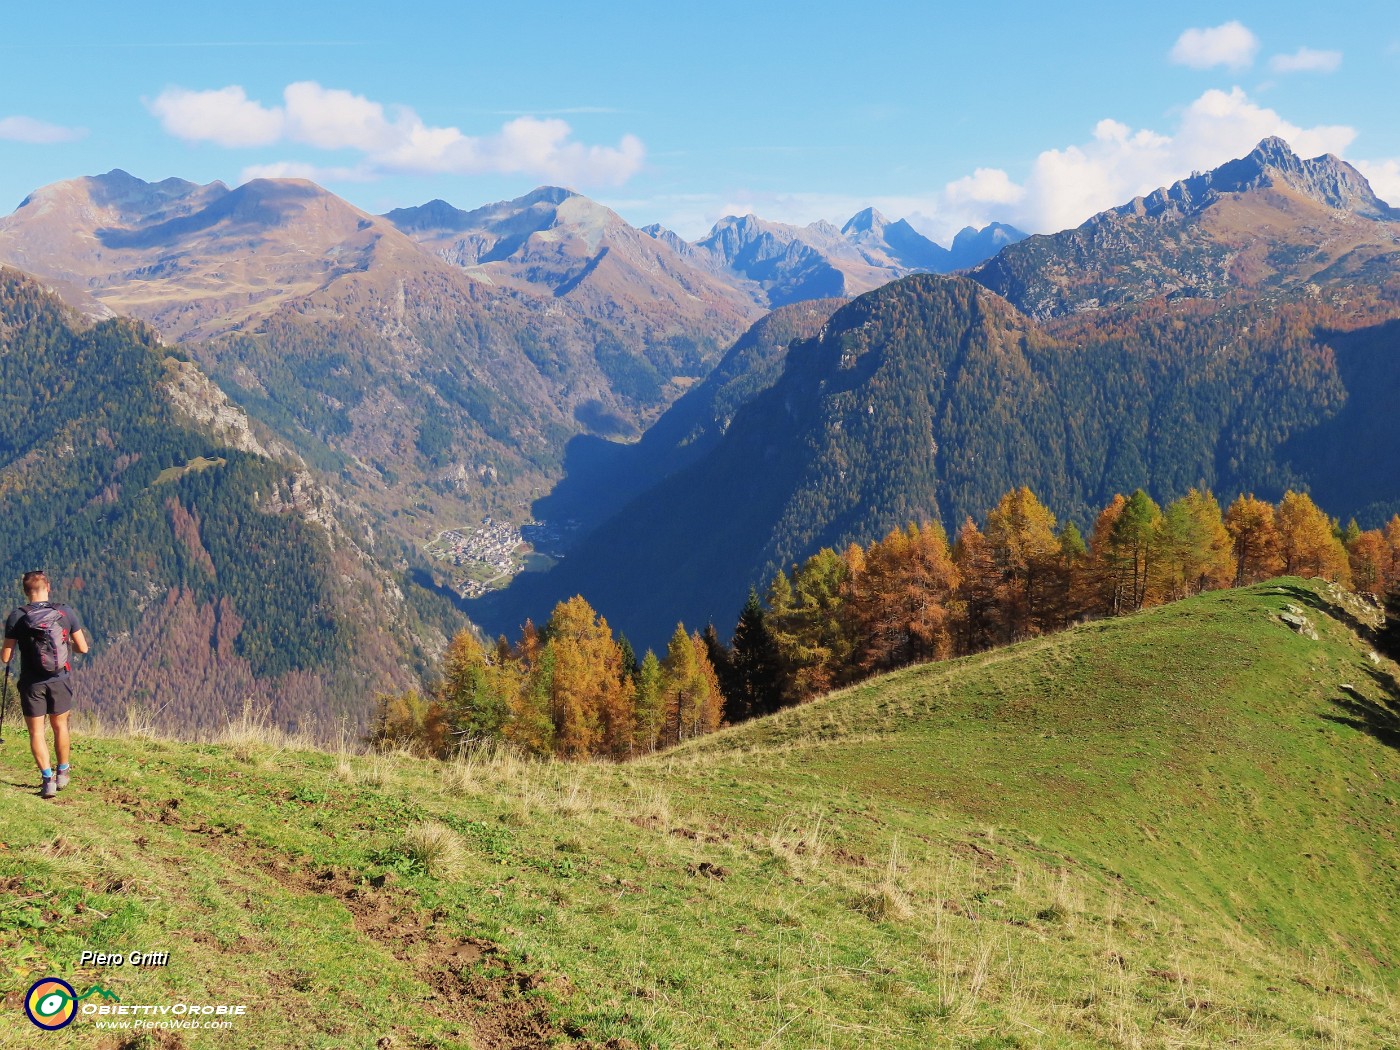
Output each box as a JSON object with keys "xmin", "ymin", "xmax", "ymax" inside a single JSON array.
[
  {"xmin": 973, "ymin": 136, "xmax": 1399, "ymax": 320},
  {"xmin": 0, "ymin": 173, "xmax": 755, "ymax": 554},
  {"xmin": 641, "ymin": 210, "xmax": 1026, "ymax": 308},
  {"xmin": 475, "ymin": 138, "xmax": 1400, "ymax": 650},
  {"xmin": 0, "ymin": 170, "xmax": 1020, "ymax": 549}
]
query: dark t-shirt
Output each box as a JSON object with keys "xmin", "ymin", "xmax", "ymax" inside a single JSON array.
[{"xmin": 4, "ymin": 602, "xmax": 85, "ymax": 685}]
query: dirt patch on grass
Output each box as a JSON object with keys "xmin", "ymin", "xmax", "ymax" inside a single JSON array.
[
  {"xmin": 829, "ymin": 846, "xmax": 873, "ymax": 867},
  {"xmin": 97, "ymin": 788, "xmax": 228, "ymax": 838},
  {"xmin": 430, "ymin": 950, "xmax": 571, "ymax": 1050},
  {"xmin": 667, "ymin": 824, "xmax": 731, "ymax": 843},
  {"xmin": 954, "ymin": 840, "xmax": 1005, "ymax": 867},
  {"xmin": 88, "ymin": 778, "xmax": 591, "ymax": 1046},
  {"xmin": 279, "ymin": 863, "xmax": 575, "ymax": 1049},
  {"xmin": 685, "ymin": 861, "xmax": 728, "ymax": 880}
]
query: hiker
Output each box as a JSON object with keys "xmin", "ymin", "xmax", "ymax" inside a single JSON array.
[{"xmin": 2, "ymin": 571, "xmax": 89, "ymax": 799}]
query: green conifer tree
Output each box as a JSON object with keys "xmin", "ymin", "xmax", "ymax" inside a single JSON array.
[
  {"xmin": 701, "ymin": 623, "xmax": 739, "ymax": 716},
  {"xmin": 617, "ymin": 633, "xmax": 639, "ymax": 682},
  {"xmin": 730, "ymin": 588, "xmax": 784, "ymax": 720}
]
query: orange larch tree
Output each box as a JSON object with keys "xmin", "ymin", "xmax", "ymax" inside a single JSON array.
[
  {"xmin": 1346, "ymin": 528, "xmax": 1390, "ymax": 597},
  {"xmin": 983, "ymin": 486, "xmax": 1060, "ymax": 638},
  {"xmin": 544, "ymin": 596, "xmax": 633, "ymax": 759},
  {"xmin": 1275, "ymin": 491, "xmax": 1352, "ymax": 585},
  {"xmin": 1224, "ymin": 495, "xmax": 1283, "ymax": 586},
  {"xmin": 848, "ymin": 522, "xmax": 960, "ymax": 675},
  {"xmin": 952, "ymin": 516, "xmax": 999, "ymax": 654}
]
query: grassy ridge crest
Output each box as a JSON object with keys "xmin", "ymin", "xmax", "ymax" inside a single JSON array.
[{"xmin": 2, "ymin": 579, "xmax": 1398, "ymax": 1048}]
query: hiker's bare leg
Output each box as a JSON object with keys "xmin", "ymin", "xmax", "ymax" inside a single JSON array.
[
  {"xmin": 26, "ymin": 715, "xmax": 50, "ymax": 771},
  {"xmin": 51, "ymin": 711, "xmax": 70, "ymax": 768}
]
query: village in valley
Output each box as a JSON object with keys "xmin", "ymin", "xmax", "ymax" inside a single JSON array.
[{"xmin": 426, "ymin": 516, "xmax": 568, "ymax": 597}]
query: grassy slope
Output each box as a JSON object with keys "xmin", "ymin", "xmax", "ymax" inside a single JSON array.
[{"xmin": 2, "ymin": 580, "xmax": 1399, "ymax": 1049}]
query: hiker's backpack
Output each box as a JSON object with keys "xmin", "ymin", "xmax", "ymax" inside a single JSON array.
[{"xmin": 21, "ymin": 604, "xmax": 70, "ymax": 676}]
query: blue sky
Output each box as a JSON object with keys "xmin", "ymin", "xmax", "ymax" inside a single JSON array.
[{"xmin": 2, "ymin": 1, "xmax": 1396, "ymax": 242}]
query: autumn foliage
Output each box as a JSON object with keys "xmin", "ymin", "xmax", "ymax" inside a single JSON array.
[
  {"xmin": 371, "ymin": 598, "xmax": 723, "ymax": 760},
  {"xmin": 375, "ymin": 486, "xmax": 1394, "ymax": 761}
]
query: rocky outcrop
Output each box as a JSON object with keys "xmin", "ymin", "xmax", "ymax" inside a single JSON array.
[{"xmin": 159, "ymin": 358, "xmax": 295, "ymax": 462}]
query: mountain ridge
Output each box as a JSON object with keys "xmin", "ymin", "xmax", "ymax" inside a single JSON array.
[
  {"xmin": 974, "ymin": 138, "xmax": 1400, "ymax": 320},
  {"xmin": 480, "ymin": 138, "xmax": 1400, "ymax": 649}
]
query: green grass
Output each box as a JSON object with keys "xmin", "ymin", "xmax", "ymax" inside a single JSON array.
[
  {"xmin": 2, "ymin": 579, "xmax": 1398, "ymax": 1048},
  {"xmin": 152, "ymin": 456, "xmax": 226, "ymax": 485}
]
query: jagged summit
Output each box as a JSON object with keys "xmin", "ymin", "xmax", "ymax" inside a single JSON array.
[
  {"xmin": 1252, "ymin": 135, "xmax": 1296, "ymax": 164},
  {"xmin": 973, "ymin": 137, "xmax": 1400, "ymax": 320},
  {"xmin": 1248, "ymin": 138, "xmax": 1396, "ymax": 218},
  {"xmin": 841, "ymin": 207, "xmax": 889, "ymax": 235},
  {"xmin": 386, "ymin": 186, "xmax": 594, "ymax": 237},
  {"xmin": 1126, "ymin": 137, "xmax": 1398, "ymax": 222},
  {"xmin": 677, "ymin": 208, "xmax": 1024, "ymax": 307},
  {"xmin": 947, "ymin": 221, "xmax": 1026, "ymax": 269}
]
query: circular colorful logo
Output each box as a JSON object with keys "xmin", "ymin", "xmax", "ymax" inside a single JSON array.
[{"xmin": 25, "ymin": 978, "xmax": 77, "ymax": 1030}]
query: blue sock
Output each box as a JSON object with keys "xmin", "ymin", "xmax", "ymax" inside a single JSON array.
[
  {"xmin": 57, "ymin": 763, "xmax": 69, "ymax": 772},
  {"xmin": 40, "ymin": 767, "xmax": 52, "ymax": 779}
]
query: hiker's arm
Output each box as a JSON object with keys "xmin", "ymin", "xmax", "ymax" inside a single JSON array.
[
  {"xmin": 71, "ymin": 629, "xmax": 89, "ymax": 655},
  {"xmin": 1, "ymin": 638, "xmax": 12, "ymax": 665}
]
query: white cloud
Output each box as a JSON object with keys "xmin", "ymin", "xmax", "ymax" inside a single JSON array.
[
  {"xmin": 1170, "ymin": 22, "xmax": 1259, "ymax": 70},
  {"xmin": 282, "ymin": 82, "xmax": 398, "ymax": 152},
  {"xmin": 945, "ymin": 167, "xmax": 1025, "ymax": 207},
  {"xmin": 148, "ymin": 86, "xmax": 284, "ymax": 147},
  {"xmin": 240, "ymin": 160, "xmax": 370, "ymax": 183},
  {"xmin": 948, "ymin": 87, "xmax": 1355, "ymax": 234},
  {"xmin": 1269, "ymin": 47, "xmax": 1342, "ymax": 73},
  {"xmin": 0, "ymin": 115, "xmax": 87, "ymax": 144},
  {"xmin": 1356, "ymin": 159, "xmax": 1400, "ymax": 207},
  {"xmin": 149, "ymin": 81, "xmax": 646, "ymax": 187}
]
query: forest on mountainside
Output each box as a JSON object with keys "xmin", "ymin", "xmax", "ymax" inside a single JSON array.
[{"xmin": 0, "ymin": 270, "xmax": 444, "ymax": 735}]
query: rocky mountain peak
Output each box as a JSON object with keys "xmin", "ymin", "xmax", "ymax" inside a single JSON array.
[
  {"xmin": 1249, "ymin": 135, "xmax": 1296, "ymax": 166},
  {"xmin": 1257, "ymin": 142, "xmax": 1396, "ymax": 219},
  {"xmin": 841, "ymin": 207, "xmax": 889, "ymax": 235},
  {"xmin": 383, "ymin": 198, "xmax": 470, "ymax": 232},
  {"xmin": 520, "ymin": 185, "xmax": 580, "ymax": 207}
]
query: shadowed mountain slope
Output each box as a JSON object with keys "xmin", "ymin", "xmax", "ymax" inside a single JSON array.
[{"xmin": 530, "ymin": 297, "xmax": 844, "ymax": 534}]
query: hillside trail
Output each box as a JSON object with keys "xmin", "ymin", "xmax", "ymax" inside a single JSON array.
[{"xmin": 88, "ymin": 778, "xmax": 615, "ymax": 1050}]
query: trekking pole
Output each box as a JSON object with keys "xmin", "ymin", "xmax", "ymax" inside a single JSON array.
[{"xmin": 0, "ymin": 662, "xmax": 10, "ymax": 745}]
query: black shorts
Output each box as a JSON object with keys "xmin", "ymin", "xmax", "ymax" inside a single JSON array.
[{"xmin": 19, "ymin": 676, "xmax": 73, "ymax": 718}]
